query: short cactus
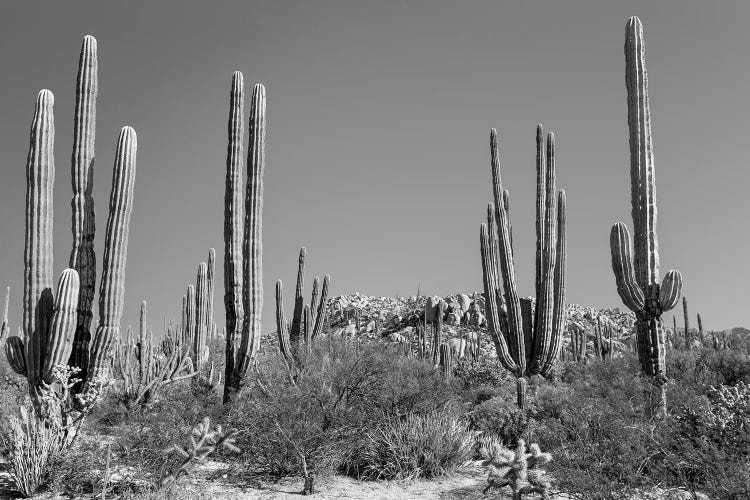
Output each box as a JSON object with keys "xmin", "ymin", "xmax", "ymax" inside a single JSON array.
[{"xmin": 480, "ymin": 438, "xmax": 553, "ymax": 500}]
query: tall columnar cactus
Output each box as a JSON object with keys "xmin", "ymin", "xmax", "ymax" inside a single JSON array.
[
  {"xmin": 609, "ymin": 17, "xmax": 682, "ymax": 416},
  {"xmin": 697, "ymin": 312, "xmax": 704, "ymax": 343},
  {"xmin": 223, "ymin": 75, "xmax": 266, "ymax": 402},
  {"xmin": 206, "ymin": 248, "xmax": 216, "ymax": 332},
  {"xmin": 1, "ymin": 287, "xmax": 10, "ymax": 340},
  {"xmin": 682, "ymin": 297, "xmax": 690, "ymax": 348},
  {"xmin": 290, "ymin": 247, "xmax": 306, "ymax": 344},
  {"xmin": 5, "ymin": 64, "xmax": 137, "ymax": 417},
  {"xmin": 311, "ymin": 274, "xmax": 330, "ymax": 341},
  {"xmin": 194, "ymin": 262, "xmax": 209, "ymax": 371},
  {"xmin": 480, "ymin": 126, "xmax": 566, "ymax": 409},
  {"xmin": 68, "ymin": 35, "xmax": 98, "ymax": 380}
]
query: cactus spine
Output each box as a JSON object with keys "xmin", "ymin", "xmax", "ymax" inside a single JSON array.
[
  {"xmin": 223, "ymin": 75, "xmax": 266, "ymax": 402},
  {"xmin": 480, "ymin": 126, "xmax": 567, "ymax": 409},
  {"xmin": 609, "ymin": 17, "xmax": 682, "ymax": 417}
]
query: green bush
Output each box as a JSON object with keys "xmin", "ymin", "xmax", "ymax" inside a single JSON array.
[
  {"xmin": 354, "ymin": 408, "xmax": 474, "ymax": 480},
  {"xmin": 229, "ymin": 336, "xmax": 458, "ymax": 479},
  {"xmin": 469, "ymin": 397, "xmax": 534, "ymax": 447}
]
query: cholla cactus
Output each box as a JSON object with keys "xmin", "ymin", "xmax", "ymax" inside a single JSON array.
[
  {"xmin": 480, "ymin": 437, "xmax": 553, "ymax": 499},
  {"xmin": 162, "ymin": 416, "xmax": 240, "ymax": 487}
]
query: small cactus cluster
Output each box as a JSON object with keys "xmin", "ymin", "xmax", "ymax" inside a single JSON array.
[
  {"xmin": 480, "ymin": 125, "xmax": 567, "ymax": 409},
  {"xmin": 113, "ymin": 301, "xmax": 196, "ymax": 410},
  {"xmin": 567, "ymin": 321, "xmax": 587, "ymax": 363},
  {"xmin": 181, "ymin": 249, "xmax": 217, "ymax": 373},
  {"xmin": 275, "ymin": 248, "xmax": 331, "ymax": 372},
  {"xmin": 4, "ymin": 36, "xmax": 137, "ymax": 418},
  {"xmin": 480, "ymin": 437, "xmax": 553, "ymax": 500},
  {"xmin": 223, "ymin": 72, "xmax": 266, "ymax": 403},
  {"xmin": 161, "ymin": 416, "xmax": 239, "ymax": 487},
  {"xmin": 609, "ymin": 17, "xmax": 682, "ymax": 416}
]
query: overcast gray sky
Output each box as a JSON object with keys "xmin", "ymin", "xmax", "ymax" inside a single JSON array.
[{"xmin": 0, "ymin": 0, "xmax": 747, "ymax": 333}]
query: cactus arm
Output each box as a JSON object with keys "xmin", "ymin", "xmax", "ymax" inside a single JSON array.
[
  {"xmin": 534, "ymin": 125, "xmax": 545, "ymax": 315},
  {"xmin": 490, "ymin": 129, "xmax": 525, "ymax": 376},
  {"xmin": 309, "ymin": 277, "xmax": 320, "ymax": 331},
  {"xmin": 625, "ymin": 17, "xmax": 659, "ymax": 288},
  {"xmin": 302, "ymin": 305, "xmax": 312, "ymax": 351},
  {"xmin": 6, "ymin": 337, "xmax": 27, "ymax": 375},
  {"xmin": 206, "ymin": 248, "xmax": 215, "ymax": 331},
  {"xmin": 42, "ymin": 269, "xmax": 80, "ymax": 383},
  {"xmin": 1, "ymin": 287, "xmax": 9, "ymax": 339},
  {"xmin": 503, "ymin": 189, "xmax": 513, "ymax": 257},
  {"xmin": 609, "ymin": 223, "xmax": 645, "ymax": 312},
  {"xmin": 531, "ymin": 132, "xmax": 557, "ymax": 374},
  {"xmin": 85, "ymin": 126, "xmax": 137, "ymax": 387},
  {"xmin": 290, "ymin": 247, "xmax": 306, "ymax": 344},
  {"xmin": 480, "ymin": 223, "xmax": 517, "ymax": 373},
  {"xmin": 194, "ymin": 263, "xmax": 208, "ymax": 371},
  {"xmin": 223, "ymin": 71, "xmax": 245, "ymax": 393},
  {"xmin": 658, "ymin": 270, "xmax": 682, "ymax": 312},
  {"xmin": 24, "ymin": 90, "xmax": 56, "ymax": 388},
  {"xmin": 540, "ymin": 190, "xmax": 566, "ymax": 377},
  {"xmin": 237, "ymin": 83, "xmax": 266, "ymax": 377},
  {"xmin": 275, "ymin": 280, "xmax": 294, "ymax": 368},
  {"xmin": 69, "ymin": 36, "xmax": 98, "ymax": 376},
  {"xmin": 311, "ymin": 274, "xmax": 330, "ymax": 341}
]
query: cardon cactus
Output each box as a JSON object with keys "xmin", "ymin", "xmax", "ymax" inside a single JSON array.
[
  {"xmin": 274, "ymin": 249, "xmax": 331, "ymax": 364},
  {"xmin": 5, "ymin": 52, "xmax": 137, "ymax": 418},
  {"xmin": 682, "ymin": 296, "xmax": 690, "ymax": 348},
  {"xmin": 1, "ymin": 287, "xmax": 9, "ymax": 340},
  {"xmin": 480, "ymin": 126, "xmax": 566, "ymax": 409},
  {"xmin": 223, "ymin": 74, "xmax": 266, "ymax": 402},
  {"xmin": 609, "ymin": 17, "xmax": 682, "ymax": 416}
]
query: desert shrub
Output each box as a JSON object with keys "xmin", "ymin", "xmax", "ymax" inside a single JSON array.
[
  {"xmin": 453, "ymin": 358, "xmax": 512, "ymax": 388},
  {"xmin": 354, "ymin": 408, "xmax": 474, "ymax": 480},
  {"xmin": 1, "ymin": 400, "xmax": 64, "ymax": 498},
  {"xmin": 229, "ymin": 335, "xmax": 458, "ymax": 480},
  {"xmin": 668, "ymin": 348, "xmax": 750, "ymax": 389},
  {"xmin": 470, "ymin": 397, "xmax": 534, "ymax": 447}
]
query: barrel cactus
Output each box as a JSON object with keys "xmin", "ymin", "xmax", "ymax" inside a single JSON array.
[{"xmin": 609, "ymin": 17, "xmax": 682, "ymax": 417}]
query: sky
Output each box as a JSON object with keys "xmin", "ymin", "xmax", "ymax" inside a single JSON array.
[{"xmin": 0, "ymin": 0, "xmax": 747, "ymax": 334}]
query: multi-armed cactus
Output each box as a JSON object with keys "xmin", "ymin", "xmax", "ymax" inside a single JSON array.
[
  {"xmin": 223, "ymin": 72, "xmax": 266, "ymax": 402},
  {"xmin": 5, "ymin": 41, "xmax": 137, "ymax": 418},
  {"xmin": 275, "ymin": 248, "xmax": 331, "ymax": 373},
  {"xmin": 609, "ymin": 17, "xmax": 682, "ymax": 416},
  {"xmin": 480, "ymin": 126, "xmax": 566, "ymax": 409},
  {"xmin": 114, "ymin": 301, "xmax": 196, "ymax": 410}
]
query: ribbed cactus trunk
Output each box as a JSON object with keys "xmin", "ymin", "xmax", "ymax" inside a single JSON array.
[
  {"xmin": 697, "ymin": 313, "xmax": 703, "ymax": 344},
  {"xmin": 682, "ymin": 297, "xmax": 690, "ymax": 348},
  {"xmin": 290, "ymin": 247, "xmax": 306, "ymax": 345},
  {"xmin": 194, "ymin": 262, "xmax": 208, "ymax": 372},
  {"xmin": 311, "ymin": 275, "xmax": 330, "ymax": 341},
  {"xmin": 609, "ymin": 17, "xmax": 682, "ymax": 418},
  {"xmin": 223, "ymin": 71, "xmax": 245, "ymax": 401},
  {"xmin": 85, "ymin": 126, "xmax": 137, "ymax": 390},
  {"xmin": 479, "ymin": 126, "xmax": 566, "ymax": 409},
  {"xmin": 206, "ymin": 248, "xmax": 215, "ymax": 331},
  {"xmin": 224, "ymin": 79, "xmax": 266, "ymax": 402},
  {"xmin": 1, "ymin": 287, "xmax": 9, "ymax": 340},
  {"xmin": 68, "ymin": 36, "xmax": 98, "ymax": 382},
  {"xmin": 275, "ymin": 281, "xmax": 295, "ymax": 371}
]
